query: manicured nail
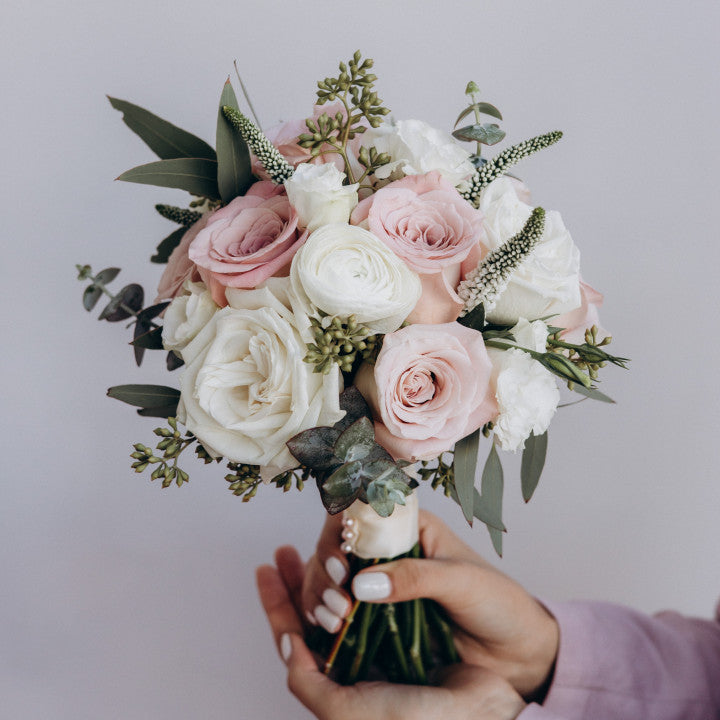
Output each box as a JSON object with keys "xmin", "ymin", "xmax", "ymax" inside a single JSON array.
[
  {"xmin": 325, "ymin": 556, "xmax": 347, "ymax": 586},
  {"xmin": 322, "ymin": 588, "xmax": 350, "ymax": 617},
  {"xmin": 305, "ymin": 609, "xmax": 318, "ymax": 626},
  {"xmin": 315, "ymin": 604, "xmax": 342, "ymax": 634},
  {"xmin": 280, "ymin": 633, "xmax": 292, "ymax": 663},
  {"xmin": 352, "ymin": 572, "xmax": 391, "ymax": 601}
]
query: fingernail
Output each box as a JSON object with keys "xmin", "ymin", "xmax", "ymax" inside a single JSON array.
[
  {"xmin": 352, "ymin": 572, "xmax": 391, "ymax": 601},
  {"xmin": 315, "ymin": 604, "xmax": 342, "ymax": 634},
  {"xmin": 305, "ymin": 609, "xmax": 317, "ymax": 626},
  {"xmin": 325, "ymin": 556, "xmax": 347, "ymax": 586},
  {"xmin": 280, "ymin": 633, "xmax": 292, "ymax": 663},
  {"xmin": 322, "ymin": 588, "xmax": 350, "ymax": 617}
]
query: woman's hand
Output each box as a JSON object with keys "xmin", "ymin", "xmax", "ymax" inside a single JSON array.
[
  {"xmin": 257, "ymin": 545, "xmax": 527, "ymax": 720},
  {"xmin": 302, "ymin": 510, "xmax": 559, "ymax": 699}
]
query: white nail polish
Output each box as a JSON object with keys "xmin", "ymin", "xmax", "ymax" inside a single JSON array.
[
  {"xmin": 322, "ymin": 588, "xmax": 350, "ymax": 617},
  {"xmin": 280, "ymin": 633, "xmax": 292, "ymax": 663},
  {"xmin": 352, "ymin": 572, "xmax": 391, "ymax": 601},
  {"xmin": 315, "ymin": 604, "xmax": 342, "ymax": 634},
  {"xmin": 305, "ymin": 609, "xmax": 318, "ymax": 626},
  {"xmin": 325, "ymin": 556, "xmax": 347, "ymax": 585}
]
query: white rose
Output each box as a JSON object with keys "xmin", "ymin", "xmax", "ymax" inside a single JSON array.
[
  {"xmin": 489, "ymin": 318, "xmax": 559, "ymax": 452},
  {"xmin": 162, "ymin": 281, "xmax": 218, "ymax": 357},
  {"xmin": 177, "ymin": 277, "xmax": 344, "ymax": 468},
  {"xmin": 290, "ymin": 223, "xmax": 422, "ymax": 334},
  {"xmin": 479, "ymin": 177, "xmax": 581, "ymax": 325},
  {"xmin": 284, "ymin": 163, "xmax": 359, "ymax": 232},
  {"xmin": 365, "ymin": 119, "xmax": 474, "ymax": 186}
]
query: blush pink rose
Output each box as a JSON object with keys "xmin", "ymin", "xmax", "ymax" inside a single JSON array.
[
  {"xmin": 188, "ymin": 181, "xmax": 302, "ymax": 306},
  {"xmin": 351, "ymin": 171, "xmax": 487, "ymax": 324},
  {"xmin": 554, "ymin": 280, "xmax": 607, "ymax": 343},
  {"xmin": 155, "ymin": 214, "xmax": 209, "ymax": 302},
  {"xmin": 355, "ymin": 322, "xmax": 498, "ymax": 461}
]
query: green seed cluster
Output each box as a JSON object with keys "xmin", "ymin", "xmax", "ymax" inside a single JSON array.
[
  {"xmin": 418, "ymin": 454, "xmax": 455, "ymax": 497},
  {"xmin": 222, "ymin": 105, "xmax": 294, "ymax": 184},
  {"xmin": 130, "ymin": 417, "xmax": 192, "ymax": 488},
  {"xmin": 461, "ymin": 131, "xmax": 563, "ymax": 207},
  {"xmin": 225, "ymin": 463, "xmax": 263, "ymax": 501},
  {"xmin": 154, "ymin": 204, "xmax": 203, "ymax": 226},
  {"xmin": 303, "ymin": 314, "xmax": 378, "ymax": 374},
  {"xmin": 458, "ymin": 208, "xmax": 546, "ymax": 316},
  {"xmin": 547, "ymin": 325, "xmax": 621, "ymax": 388}
]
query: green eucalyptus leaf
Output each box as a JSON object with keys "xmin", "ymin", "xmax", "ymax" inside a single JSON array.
[
  {"xmin": 98, "ymin": 284, "xmax": 144, "ymax": 322},
  {"xmin": 521, "ymin": 431, "xmax": 548, "ymax": 503},
  {"xmin": 107, "ymin": 96, "xmax": 216, "ymax": 160},
  {"xmin": 136, "ymin": 405, "xmax": 178, "ymax": 418},
  {"xmin": 365, "ymin": 467, "xmax": 411, "ymax": 518},
  {"xmin": 216, "ymin": 80, "xmax": 253, "ymax": 204},
  {"xmin": 166, "ymin": 350, "xmax": 184, "ymax": 371},
  {"xmin": 457, "ymin": 303, "xmax": 485, "ymax": 332},
  {"xmin": 117, "ymin": 158, "xmax": 220, "ymax": 200},
  {"xmin": 453, "ymin": 430, "xmax": 480, "ymax": 526},
  {"xmin": 448, "ymin": 485, "xmax": 505, "ymax": 531},
  {"xmin": 286, "ymin": 426, "xmax": 340, "ymax": 470},
  {"xmin": 131, "ymin": 325, "xmax": 164, "ymax": 350},
  {"xmin": 454, "ymin": 102, "xmax": 503, "ymax": 128},
  {"xmin": 478, "ymin": 444, "xmax": 504, "ymax": 557},
  {"xmin": 452, "ymin": 123, "xmax": 506, "ymax": 145},
  {"xmin": 151, "ymin": 227, "xmax": 187, "ymax": 264},
  {"xmin": 334, "ymin": 417, "xmax": 376, "ymax": 463},
  {"xmin": 107, "ymin": 384, "xmax": 180, "ymax": 409},
  {"xmin": 95, "ymin": 267, "xmax": 121, "ymax": 285},
  {"xmin": 82, "ymin": 285, "xmax": 102, "ymax": 311},
  {"xmin": 570, "ymin": 385, "xmax": 616, "ymax": 404},
  {"xmin": 336, "ymin": 386, "xmax": 374, "ymax": 431},
  {"xmin": 137, "ymin": 301, "xmax": 170, "ymax": 321},
  {"xmin": 324, "ymin": 460, "xmax": 364, "ymax": 497}
]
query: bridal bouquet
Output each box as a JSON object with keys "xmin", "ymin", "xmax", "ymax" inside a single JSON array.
[{"xmin": 77, "ymin": 51, "xmax": 626, "ymax": 684}]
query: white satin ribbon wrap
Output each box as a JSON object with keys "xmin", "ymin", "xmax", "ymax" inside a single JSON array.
[{"xmin": 343, "ymin": 492, "xmax": 419, "ymax": 559}]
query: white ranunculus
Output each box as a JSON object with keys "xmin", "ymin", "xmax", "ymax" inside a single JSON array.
[
  {"xmin": 177, "ymin": 277, "xmax": 344, "ymax": 468},
  {"xmin": 489, "ymin": 318, "xmax": 559, "ymax": 452},
  {"xmin": 479, "ymin": 177, "xmax": 581, "ymax": 325},
  {"xmin": 162, "ymin": 281, "xmax": 218, "ymax": 357},
  {"xmin": 284, "ymin": 163, "xmax": 359, "ymax": 232},
  {"xmin": 365, "ymin": 119, "xmax": 475, "ymax": 186},
  {"xmin": 290, "ymin": 223, "xmax": 422, "ymax": 334}
]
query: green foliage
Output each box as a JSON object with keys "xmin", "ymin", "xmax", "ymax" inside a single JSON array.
[
  {"xmin": 215, "ymin": 80, "xmax": 253, "ymax": 204},
  {"xmin": 107, "ymin": 96, "xmax": 216, "ymax": 161},
  {"xmin": 117, "ymin": 157, "xmax": 220, "ymax": 200},
  {"xmin": 298, "ymin": 51, "xmax": 390, "ymax": 184},
  {"xmin": 521, "ymin": 431, "xmax": 548, "ymax": 503},
  {"xmin": 453, "ymin": 429, "xmax": 480, "ymax": 526},
  {"xmin": 480, "ymin": 444, "xmax": 505, "ymax": 556},
  {"xmin": 453, "ymin": 123, "xmax": 505, "ymax": 146},
  {"xmin": 225, "ymin": 463, "xmax": 311, "ymax": 501},
  {"xmin": 130, "ymin": 417, "xmax": 195, "ymax": 488},
  {"xmin": 453, "ymin": 83, "xmax": 504, "ymax": 160},
  {"xmin": 151, "ymin": 227, "xmax": 186, "ymax": 264},
  {"xmin": 154, "ymin": 204, "xmax": 203, "ymax": 226},
  {"xmin": 286, "ymin": 387, "xmax": 412, "ymax": 517},
  {"xmin": 304, "ymin": 313, "xmax": 379, "ymax": 374},
  {"xmin": 107, "ymin": 384, "xmax": 180, "ymax": 417}
]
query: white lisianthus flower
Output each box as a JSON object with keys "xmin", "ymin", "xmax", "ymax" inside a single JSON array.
[
  {"xmin": 161, "ymin": 281, "xmax": 218, "ymax": 357},
  {"xmin": 489, "ymin": 318, "xmax": 559, "ymax": 452},
  {"xmin": 479, "ymin": 177, "xmax": 581, "ymax": 325},
  {"xmin": 177, "ymin": 277, "xmax": 344, "ymax": 468},
  {"xmin": 284, "ymin": 163, "xmax": 359, "ymax": 232},
  {"xmin": 365, "ymin": 119, "xmax": 475, "ymax": 186},
  {"xmin": 290, "ymin": 223, "xmax": 422, "ymax": 334}
]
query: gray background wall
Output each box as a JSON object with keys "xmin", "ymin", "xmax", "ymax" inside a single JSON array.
[{"xmin": 2, "ymin": 1, "xmax": 719, "ymax": 718}]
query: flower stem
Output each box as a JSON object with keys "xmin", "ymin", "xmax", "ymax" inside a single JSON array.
[
  {"xmin": 409, "ymin": 599, "xmax": 427, "ymax": 684},
  {"xmin": 427, "ymin": 600, "xmax": 460, "ymax": 664},
  {"xmin": 384, "ymin": 603, "xmax": 412, "ymax": 681},
  {"xmin": 345, "ymin": 602, "xmax": 376, "ymax": 683}
]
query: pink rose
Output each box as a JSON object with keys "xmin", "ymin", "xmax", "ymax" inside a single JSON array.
[
  {"xmin": 188, "ymin": 181, "xmax": 302, "ymax": 306},
  {"xmin": 355, "ymin": 323, "xmax": 498, "ymax": 461},
  {"xmin": 155, "ymin": 214, "xmax": 208, "ymax": 302},
  {"xmin": 554, "ymin": 280, "xmax": 607, "ymax": 343},
  {"xmin": 351, "ymin": 171, "xmax": 487, "ymax": 324}
]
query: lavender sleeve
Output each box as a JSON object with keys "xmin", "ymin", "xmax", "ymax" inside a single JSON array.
[{"xmin": 516, "ymin": 600, "xmax": 720, "ymax": 720}]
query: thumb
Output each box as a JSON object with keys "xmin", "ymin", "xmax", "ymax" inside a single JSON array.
[{"xmin": 351, "ymin": 557, "xmax": 484, "ymax": 615}]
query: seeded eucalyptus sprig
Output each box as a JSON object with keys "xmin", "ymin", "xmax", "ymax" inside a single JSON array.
[
  {"xmin": 225, "ymin": 463, "xmax": 311, "ymax": 501},
  {"xmin": 130, "ymin": 417, "xmax": 195, "ymax": 488},
  {"xmin": 298, "ymin": 51, "xmax": 390, "ymax": 184},
  {"xmin": 304, "ymin": 313, "xmax": 378, "ymax": 375},
  {"xmin": 461, "ymin": 131, "xmax": 563, "ymax": 207},
  {"xmin": 418, "ymin": 454, "xmax": 455, "ymax": 497}
]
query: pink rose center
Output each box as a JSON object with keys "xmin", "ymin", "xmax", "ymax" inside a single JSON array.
[
  {"xmin": 211, "ymin": 209, "xmax": 285, "ymax": 260},
  {"xmin": 398, "ymin": 368, "xmax": 437, "ymax": 407}
]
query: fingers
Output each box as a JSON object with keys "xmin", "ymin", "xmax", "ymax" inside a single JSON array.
[
  {"xmin": 256, "ymin": 563, "xmax": 304, "ymax": 653},
  {"xmin": 316, "ymin": 513, "xmax": 350, "ymax": 585},
  {"xmin": 417, "ymin": 510, "xmax": 488, "ymax": 565}
]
